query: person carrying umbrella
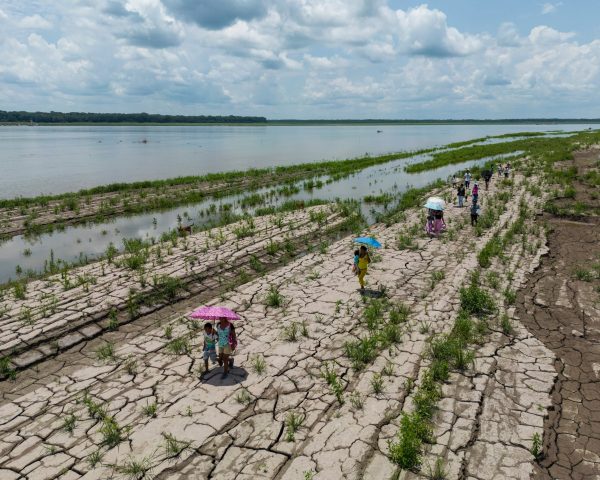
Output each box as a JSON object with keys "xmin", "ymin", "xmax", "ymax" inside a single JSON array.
[
  {"xmin": 216, "ymin": 317, "xmax": 237, "ymax": 379},
  {"xmin": 357, "ymin": 245, "xmax": 371, "ymax": 291},
  {"xmin": 190, "ymin": 306, "xmax": 239, "ymax": 380},
  {"xmin": 353, "ymin": 237, "xmax": 380, "ymax": 292}
]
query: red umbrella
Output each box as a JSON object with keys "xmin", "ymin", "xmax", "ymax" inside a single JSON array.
[{"xmin": 189, "ymin": 306, "xmax": 240, "ymax": 321}]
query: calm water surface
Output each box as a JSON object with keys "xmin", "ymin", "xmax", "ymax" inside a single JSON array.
[
  {"xmin": 0, "ymin": 150, "xmax": 512, "ymax": 284},
  {"xmin": 0, "ymin": 123, "xmax": 594, "ymax": 198}
]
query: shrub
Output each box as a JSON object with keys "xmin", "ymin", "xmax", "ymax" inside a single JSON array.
[
  {"xmin": 344, "ymin": 337, "xmax": 378, "ymax": 370},
  {"xmin": 285, "ymin": 411, "xmax": 305, "ymax": 441},
  {"xmin": 0, "ymin": 356, "xmax": 16, "ymax": 380},
  {"xmin": 388, "ymin": 413, "xmax": 429, "ymax": 470},
  {"xmin": 96, "ymin": 342, "xmax": 117, "ymax": 362},
  {"xmin": 265, "ymin": 285, "xmax": 284, "ymax": 307},
  {"xmin": 460, "ymin": 283, "xmax": 496, "ymax": 317},
  {"xmin": 100, "ymin": 416, "xmax": 125, "ymax": 447},
  {"xmin": 282, "ymin": 322, "xmax": 299, "ymax": 342},
  {"xmin": 251, "ymin": 355, "xmax": 266, "ymax": 374},
  {"xmin": 500, "ymin": 314, "xmax": 513, "ymax": 335},
  {"xmin": 504, "ymin": 288, "xmax": 517, "ymax": 305},
  {"xmin": 166, "ymin": 337, "xmax": 190, "ymax": 355},
  {"xmin": 371, "ymin": 373, "xmax": 384, "ymax": 395}
]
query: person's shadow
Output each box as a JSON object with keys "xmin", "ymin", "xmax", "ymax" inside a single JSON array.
[
  {"xmin": 360, "ymin": 289, "xmax": 385, "ymax": 298},
  {"xmin": 200, "ymin": 366, "xmax": 249, "ymax": 386}
]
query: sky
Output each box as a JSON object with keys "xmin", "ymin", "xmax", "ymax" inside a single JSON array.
[{"xmin": 1, "ymin": 0, "xmax": 600, "ymax": 119}]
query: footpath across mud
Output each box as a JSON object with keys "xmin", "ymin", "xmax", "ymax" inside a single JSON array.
[{"xmin": 517, "ymin": 148, "xmax": 600, "ymax": 479}]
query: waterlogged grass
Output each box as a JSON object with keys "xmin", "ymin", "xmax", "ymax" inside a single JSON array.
[
  {"xmin": 405, "ymin": 130, "xmax": 600, "ymax": 175},
  {"xmin": 0, "ymin": 147, "xmax": 439, "ymax": 213}
]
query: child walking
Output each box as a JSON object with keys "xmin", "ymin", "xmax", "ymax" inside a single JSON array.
[
  {"xmin": 352, "ymin": 249, "xmax": 359, "ymax": 275},
  {"xmin": 357, "ymin": 245, "xmax": 371, "ymax": 291},
  {"xmin": 201, "ymin": 322, "xmax": 218, "ymax": 376}
]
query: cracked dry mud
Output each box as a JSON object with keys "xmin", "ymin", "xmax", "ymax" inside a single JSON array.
[
  {"xmin": 0, "ymin": 205, "xmax": 348, "ymax": 372},
  {"xmin": 0, "ymin": 168, "xmax": 580, "ymax": 480},
  {"xmin": 519, "ymin": 149, "xmax": 600, "ymax": 480}
]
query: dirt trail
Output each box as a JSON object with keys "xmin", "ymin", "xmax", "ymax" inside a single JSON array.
[
  {"xmin": 0, "ymin": 174, "xmax": 556, "ymax": 480},
  {"xmin": 517, "ymin": 149, "xmax": 600, "ymax": 480}
]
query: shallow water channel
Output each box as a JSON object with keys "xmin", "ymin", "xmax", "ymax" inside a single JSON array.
[{"xmin": 0, "ymin": 150, "xmax": 516, "ymax": 284}]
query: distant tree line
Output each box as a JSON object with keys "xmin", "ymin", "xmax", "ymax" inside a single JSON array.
[{"xmin": 0, "ymin": 110, "xmax": 267, "ymax": 124}]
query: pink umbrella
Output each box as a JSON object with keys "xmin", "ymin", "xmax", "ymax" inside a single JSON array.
[{"xmin": 189, "ymin": 306, "xmax": 241, "ymax": 321}]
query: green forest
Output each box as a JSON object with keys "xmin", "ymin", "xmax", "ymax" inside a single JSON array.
[{"xmin": 0, "ymin": 110, "xmax": 267, "ymax": 124}]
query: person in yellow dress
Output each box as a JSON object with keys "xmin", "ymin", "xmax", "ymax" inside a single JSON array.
[{"xmin": 357, "ymin": 245, "xmax": 371, "ymax": 291}]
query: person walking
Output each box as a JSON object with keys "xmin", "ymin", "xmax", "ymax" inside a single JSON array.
[
  {"xmin": 216, "ymin": 317, "xmax": 237, "ymax": 379},
  {"xmin": 464, "ymin": 170, "xmax": 472, "ymax": 189},
  {"xmin": 201, "ymin": 322, "xmax": 218, "ymax": 377},
  {"xmin": 457, "ymin": 183, "xmax": 466, "ymax": 208},
  {"xmin": 357, "ymin": 245, "xmax": 370, "ymax": 292},
  {"xmin": 470, "ymin": 202, "xmax": 481, "ymax": 226},
  {"xmin": 483, "ymin": 170, "xmax": 492, "ymax": 190},
  {"xmin": 472, "ymin": 181, "xmax": 479, "ymax": 204}
]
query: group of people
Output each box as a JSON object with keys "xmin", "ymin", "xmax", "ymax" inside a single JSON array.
[
  {"xmin": 451, "ymin": 163, "xmax": 511, "ymax": 226},
  {"xmin": 201, "ymin": 318, "xmax": 237, "ymax": 379}
]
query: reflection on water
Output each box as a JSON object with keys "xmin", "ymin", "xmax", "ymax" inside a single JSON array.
[{"xmin": 0, "ymin": 151, "xmax": 515, "ymax": 284}]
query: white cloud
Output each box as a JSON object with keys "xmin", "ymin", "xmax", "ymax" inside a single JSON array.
[
  {"xmin": 529, "ymin": 25, "xmax": 575, "ymax": 45},
  {"xmin": 497, "ymin": 22, "xmax": 522, "ymax": 47},
  {"xmin": 541, "ymin": 2, "xmax": 562, "ymax": 15},
  {"xmin": 0, "ymin": 1, "xmax": 599, "ymax": 117},
  {"xmin": 396, "ymin": 5, "xmax": 483, "ymax": 57},
  {"xmin": 18, "ymin": 14, "xmax": 52, "ymax": 29}
]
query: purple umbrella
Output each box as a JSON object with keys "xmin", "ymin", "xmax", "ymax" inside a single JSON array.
[{"xmin": 189, "ymin": 306, "xmax": 241, "ymax": 321}]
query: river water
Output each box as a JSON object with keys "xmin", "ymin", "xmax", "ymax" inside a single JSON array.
[
  {"xmin": 0, "ymin": 124, "xmax": 595, "ymax": 284},
  {"xmin": 0, "ymin": 123, "xmax": 594, "ymax": 198}
]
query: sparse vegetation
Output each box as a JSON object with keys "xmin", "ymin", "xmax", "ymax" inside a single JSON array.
[
  {"xmin": 142, "ymin": 402, "xmax": 158, "ymax": 418},
  {"xmin": 321, "ymin": 362, "xmax": 345, "ymax": 404},
  {"xmin": 96, "ymin": 341, "xmax": 117, "ymax": 362},
  {"xmin": 114, "ymin": 455, "xmax": 154, "ymax": 480},
  {"xmin": 62, "ymin": 412, "xmax": 77, "ymax": 434},
  {"xmin": 283, "ymin": 322, "xmax": 299, "ymax": 342},
  {"xmin": 251, "ymin": 355, "xmax": 267, "ymax": 375},
  {"xmin": 285, "ymin": 411, "xmax": 305, "ymax": 441},
  {"xmin": 163, "ymin": 432, "xmax": 191, "ymax": 458},
  {"xmin": 531, "ymin": 432, "xmax": 542, "ymax": 458},
  {"xmin": 166, "ymin": 337, "xmax": 190, "ymax": 355},
  {"xmin": 371, "ymin": 373, "xmax": 384, "ymax": 395},
  {"xmin": 235, "ymin": 388, "xmax": 253, "ymax": 405},
  {"xmin": 266, "ymin": 284, "xmax": 285, "ymax": 307},
  {"xmin": 0, "ymin": 356, "xmax": 16, "ymax": 380}
]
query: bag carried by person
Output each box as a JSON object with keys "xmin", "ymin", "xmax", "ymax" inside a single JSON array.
[{"xmin": 228, "ymin": 324, "xmax": 238, "ymax": 351}]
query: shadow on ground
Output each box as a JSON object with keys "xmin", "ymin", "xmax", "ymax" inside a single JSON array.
[{"xmin": 201, "ymin": 366, "xmax": 249, "ymax": 387}]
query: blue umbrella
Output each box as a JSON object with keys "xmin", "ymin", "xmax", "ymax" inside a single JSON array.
[{"xmin": 354, "ymin": 237, "xmax": 382, "ymax": 249}]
